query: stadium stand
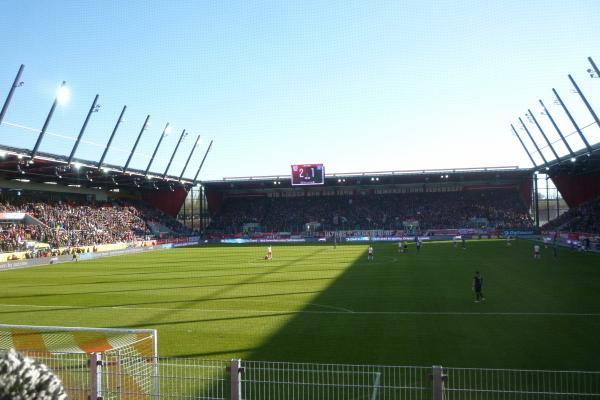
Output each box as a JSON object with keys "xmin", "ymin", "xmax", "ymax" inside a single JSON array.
[
  {"xmin": 0, "ymin": 197, "xmax": 192, "ymax": 255},
  {"xmin": 207, "ymin": 189, "xmax": 533, "ymax": 234},
  {"xmin": 543, "ymin": 195, "xmax": 600, "ymax": 234},
  {"xmin": 202, "ymin": 168, "xmax": 535, "ymax": 235}
]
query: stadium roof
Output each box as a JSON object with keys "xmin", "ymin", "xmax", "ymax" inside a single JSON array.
[
  {"xmin": 0, "ymin": 144, "xmax": 195, "ymax": 191},
  {"xmin": 203, "ymin": 165, "xmax": 533, "ymax": 191},
  {"xmin": 541, "ymin": 141, "xmax": 600, "ymax": 176}
]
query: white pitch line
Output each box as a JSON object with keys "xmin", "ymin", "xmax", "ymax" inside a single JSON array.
[{"xmin": 1, "ymin": 303, "xmax": 599, "ymax": 317}]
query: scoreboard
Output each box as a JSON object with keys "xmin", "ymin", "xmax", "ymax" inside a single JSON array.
[{"xmin": 291, "ymin": 164, "xmax": 325, "ymax": 186}]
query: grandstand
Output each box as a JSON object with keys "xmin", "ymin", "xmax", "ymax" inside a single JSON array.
[
  {"xmin": 0, "ymin": 142, "xmax": 199, "ymax": 261},
  {"xmin": 203, "ymin": 166, "xmax": 535, "ymax": 237}
]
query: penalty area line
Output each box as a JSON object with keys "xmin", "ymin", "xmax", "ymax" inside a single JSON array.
[{"xmin": 0, "ymin": 303, "xmax": 598, "ymax": 316}]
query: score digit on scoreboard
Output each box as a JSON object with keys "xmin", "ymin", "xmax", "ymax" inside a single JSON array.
[{"xmin": 291, "ymin": 164, "xmax": 325, "ymax": 186}]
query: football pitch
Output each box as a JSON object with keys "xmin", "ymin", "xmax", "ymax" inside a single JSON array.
[{"xmin": 1, "ymin": 240, "xmax": 599, "ymax": 370}]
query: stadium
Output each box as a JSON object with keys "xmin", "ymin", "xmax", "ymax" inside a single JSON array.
[{"xmin": 1, "ymin": 4, "xmax": 600, "ymax": 400}]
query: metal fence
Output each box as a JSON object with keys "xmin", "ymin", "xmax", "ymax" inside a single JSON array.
[
  {"xmin": 3, "ymin": 351, "xmax": 600, "ymax": 400},
  {"xmin": 240, "ymin": 360, "xmax": 432, "ymax": 400},
  {"xmin": 444, "ymin": 367, "xmax": 600, "ymax": 400}
]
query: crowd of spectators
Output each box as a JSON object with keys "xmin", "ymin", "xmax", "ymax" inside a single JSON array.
[
  {"xmin": 543, "ymin": 195, "xmax": 600, "ymax": 233},
  {"xmin": 0, "ymin": 199, "xmax": 192, "ymax": 253},
  {"xmin": 208, "ymin": 189, "xmax": 533, "ymax": 234}
]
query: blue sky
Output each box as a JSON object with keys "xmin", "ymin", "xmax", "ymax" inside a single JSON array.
[{"xmin": 0, "ymin": 0, "xmax": 599, "ymax": 181}]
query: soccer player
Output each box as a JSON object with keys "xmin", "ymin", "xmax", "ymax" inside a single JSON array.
[
  {"xmin": 506, "ymin": 235, "xmax": 512, "ymax": 246},
  {"xmin": 543, "ymin": 237, "xmax": 550, "ymax": 249},
  {"xmin": 461, "ymin": 236, "xmax": 466, "ymax": 249},
  {"xmin": 368, "ymin": 245, "xmax": 374, "ymax": 261},
  {"xmin": 472, "ymin": 271, "xmax": 484, "ymax": 303},
  {"xmin": 398, "ymin": 241, "xmax": 403, "ymax": 253},
  {"xmin": 266, "ymin": 245, "xmax": 273, "ymax": 260},
  {"xmin": 416, "ymin": 239, "xmax": 421, "ymax": 253},
  {"xmin": 452, "ymin": 236, "xmax": 457, "ymax": 248},
  {"xmin": 533, "ymin": 244, "xmax": 541, "ymax": 259}
]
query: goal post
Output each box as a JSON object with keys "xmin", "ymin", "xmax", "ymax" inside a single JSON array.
[{"xmin": 0, "ymin": 324, "xmax": 158, "ymax": 399}]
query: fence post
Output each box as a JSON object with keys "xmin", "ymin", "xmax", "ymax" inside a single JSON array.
[
  {"xmin": 230, "ymin": 358, "xmax": 242, "ymax": 400},
  {"xmin": 89, "ymin": 352, "xmax": 102, "ymax": 400},
  {"xmin": 431, "ymin": 365, "xmax": 446, "ymax": 400}
]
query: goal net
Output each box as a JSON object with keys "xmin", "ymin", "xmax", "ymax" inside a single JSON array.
[{"xmin": 0, "ymin": 324, "xmax": 157, "ymax": 399}]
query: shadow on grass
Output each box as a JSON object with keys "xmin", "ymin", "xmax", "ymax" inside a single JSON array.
[{"xmin": 239, "ymin": 246, "xmax": 397, "ymax": 365}]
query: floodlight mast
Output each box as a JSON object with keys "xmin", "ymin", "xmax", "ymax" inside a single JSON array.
[
  {"xmin": 0, "ymin": 64, "xmax": 24, "ymax": 127},
  {"xmin": 98, "ymin": 105, "xmax": 127, "ymax": 169},
  {"xmin": 145, "ymin": 122, "xmax": 170, "ymax": 176},
  {"xmin": 179, "ymin": 135, "xmax": 200, "ymax": 181},
  {"xmin": 588, "ymin": 57, "xmax": 600, "ymax": 78},
  {"xmin": 31, "ymin": 81, "xmax": 67, "ymax": 160},
  {"xmin": 527, "ymin": 109, "xmax": 559, "ymax": 161},
  {"xmin": 539, "ymin": 99, "xmax": 574, "ymax": 157},
  {"xmin": 511, "ymin": 124, "xmax": 537, "ymax": 167},
  {"xmin": 518, "ymin": 116, "xmax": 548, "ymax": 165},
  {"xmin": 163, "ymin": 129, "xmax": 186, "ymax": 179},
  {"xmin": 552, "ymin": 88, "xmax": 593, "ymax": 154},
  {"xmin": 68, "ymin": 94, "xmax": 99, "ymax": 165},
  {"xmin": 123, "ymin": 115, "xmax": 150, "ymax": 173},
  {"xmin": 193, "ymin": 140, "xmax": 213, "ymax": 185},
  {"xmin": 568, "ymin": 74, "xmax": 600, "ymax": 140}
]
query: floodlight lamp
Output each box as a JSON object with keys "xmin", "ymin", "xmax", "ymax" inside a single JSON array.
[
  {"xmin": 545, "ymin": 167, "xmax": 549, "ymax": 171},
  {"xmin": 56, "ymin": 86, "xmax": 70, "ymax": 105},
  {"xmin": 72, "ymin": 162, "xmax": 81, "ymax": 170},
  {"xmin": 571, "ymin": 157, "xmax": 576, "ymax": 162}
]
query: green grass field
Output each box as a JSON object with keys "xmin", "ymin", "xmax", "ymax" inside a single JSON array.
[{"xmin": 1, "ymin": 239, "xmax": 599, "ymax": 370}]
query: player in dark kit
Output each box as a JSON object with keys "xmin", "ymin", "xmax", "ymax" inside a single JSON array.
[{"xmin": 472, "ymin": 271, "xmax": 484, "ymax": 303}]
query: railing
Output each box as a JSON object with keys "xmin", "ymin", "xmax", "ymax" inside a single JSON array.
[
  {"xmin": 4, "ymin": 351, "xmax": 600, "ymax": 400},
  {"xmin": 444, "ymin": 367, "xmax": 600, "ymax": 400},
  {"xmin": 239, "ymin": 361, "xmax": 432, "ymax": 400}
]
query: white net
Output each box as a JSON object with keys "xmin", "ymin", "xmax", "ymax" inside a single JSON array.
[{"xmin": 0, "ymin": 324, "xmax": 157, "ymax": 399}]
